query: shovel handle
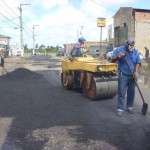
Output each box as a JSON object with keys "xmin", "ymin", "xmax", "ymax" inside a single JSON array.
[
  {"xmin": 124, "ymin": 57, "xmax": 145, "ymax": 104},
  {"xmin": 1, "ymin": 66, "xmax": 9, "ymax": 76}
]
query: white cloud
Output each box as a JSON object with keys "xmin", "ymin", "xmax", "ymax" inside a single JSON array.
[
  {"xmin": 0, "ymin": 0, "xmax": 139, "ymax": 47},
  {"xmin": 107, "ymin": 0, "xmax": 136, "ymax": 4},
  {"xmin": 87, "ymin": 0, "xmax": 136, "ymax": 7},
  {"xmin": 42, "ymin": 0, "xmax": 69, "ymax": 9},
  {"xmin": 42, "ymin": 0, "xmax": 57, "ymax": 9},
  {"xmin": 81, "ymin": 0, "xmax": 108, "ymax": 18}
]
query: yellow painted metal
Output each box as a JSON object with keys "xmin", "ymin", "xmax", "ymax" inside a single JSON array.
[{"xmin": 62, "ymin": 57, "xmax": 118, "ymax": 72}]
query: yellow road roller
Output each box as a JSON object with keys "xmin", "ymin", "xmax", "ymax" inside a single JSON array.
[{"xmin": 61, "ymin": 57, "xmax": 118, "ymax": 100}]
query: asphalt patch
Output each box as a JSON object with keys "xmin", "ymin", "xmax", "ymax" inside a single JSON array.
[{"xmin": 0, "ymin": 68, "xmax": 42, "ymax": 80}]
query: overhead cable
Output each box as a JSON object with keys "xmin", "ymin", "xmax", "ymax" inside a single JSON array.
[
  {"xmin": 0, "ymin": 11, "xmax": 20, "ymax": 27},
  {"xmin": 91, "ymin": 0, "xmax": 115, "ymax": 12}
]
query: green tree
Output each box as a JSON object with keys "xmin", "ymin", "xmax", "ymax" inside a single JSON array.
[
  {"xmin": 24, "ymin": 44, "xmax": 29, "ymax": 52},
  {"xmin": 35, "ymin": 44, "xmax": 38, "ymax": 49}
]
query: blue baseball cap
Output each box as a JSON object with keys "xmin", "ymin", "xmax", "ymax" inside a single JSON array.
[
  {"xmin": 126, "ymin": 37, "xmax": 135, "ymax": 44},
  {"xmin": 79, "ymin": 37, "xmax": 86, "ymax": 42}
]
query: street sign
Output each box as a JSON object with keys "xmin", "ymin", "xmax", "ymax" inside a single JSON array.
[{"xmin": 97, "ymin": 18, "xmax": 106, "ymax": 27}]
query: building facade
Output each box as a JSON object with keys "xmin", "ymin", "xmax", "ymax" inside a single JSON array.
[
  {"xmin": 114, "ymin": 7, "xmax": 150, "ymax": 55},
  {"xmin": 0, "ymin": 35, "xmax": 11, "ymax": 57},
  {"xmin": 64, "ymin": 41, "xmax": 108, "ymax": 56}
]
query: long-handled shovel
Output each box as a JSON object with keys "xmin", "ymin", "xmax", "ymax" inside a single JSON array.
[{"xmin": 124, "ymin": 57, "xmax": 148, "ymax": 116}]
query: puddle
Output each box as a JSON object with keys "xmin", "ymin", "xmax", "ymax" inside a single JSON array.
[{"xmin": 138, "ymin": 75, "xmax": 150, "ymax": 88}]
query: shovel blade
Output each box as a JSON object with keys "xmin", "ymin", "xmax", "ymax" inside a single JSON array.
[{"xmin": 142, "ymin": 103, "xmax": 148, "ymax": 116}]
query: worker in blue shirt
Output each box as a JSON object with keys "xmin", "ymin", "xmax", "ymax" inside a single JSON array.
[
  {"xmin": 111, "ymin": 37, "xmax": 141, "ymax": 117},
  {"xmin": 70, "ymin": 37, "xmax": 86, "ymax": 58}
]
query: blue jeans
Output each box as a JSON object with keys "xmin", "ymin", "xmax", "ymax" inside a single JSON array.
[
  {"xmin": 70, "ymin": 49, "xmax": 82, "ymax": 57},
  {"xmin": 118, "ymin": 72, "xmax": 136, "ymax": 110}
]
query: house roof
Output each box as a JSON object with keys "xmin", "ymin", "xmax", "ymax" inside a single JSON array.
[
  {"xmin": 0, "ymin": 34, "xmax": 11, "ymax": 39},
  {"xmin": 133, "ymin": 8, "xmax": 150, "ymax": 13}
]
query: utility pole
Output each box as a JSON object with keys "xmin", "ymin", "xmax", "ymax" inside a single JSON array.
[
  {"xmin": 97, "ymin": 18, "xmax": 106, "ymax": 58},
  {"xmin": 77, "ymin": 30, "xmax": 79, "ymax": 41},
  {"xmin": 19, "ymin": 3, "xmax": 30, "ymax": 57},
  {"xmin": 32, "ymin": 25, "xmax": 39, "ymax": 55},
  {"xmin": 80, "ymin": 26, "xmax": 84, "ymax": 37}
]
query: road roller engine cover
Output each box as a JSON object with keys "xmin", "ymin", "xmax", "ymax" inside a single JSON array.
[{"xmin": 61, "ymin": 57, "xmax": 118, "ymax": 100}]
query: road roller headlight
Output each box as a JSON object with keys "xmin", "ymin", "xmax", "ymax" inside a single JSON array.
[{"xmin": 97, "ymin": 65, "xmax": 102, "ymax": 71}]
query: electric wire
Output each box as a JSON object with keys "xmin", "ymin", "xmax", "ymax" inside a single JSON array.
[
  {"xmin": 90, "ymin": 0, "xmax": 115, "ymax": 12},
  {"xmin": 0, "ymin": 11, "xmax": 20, "ymax": 27},
  {"xmin": 1, "ymin": 0, "xmax": 33, "ymax": 35},
  {"xmin": 0, "ymin": 4, "xmax": 19, "ymax": 22},
  {"xmin": 1, "ymin": 0, "xmax": 19, "ymax": 17}
]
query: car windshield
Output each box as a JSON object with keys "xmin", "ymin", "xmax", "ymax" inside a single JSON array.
[{"xmin": 58, "ymin": 51, "xmax": 64, "ymax": 53}]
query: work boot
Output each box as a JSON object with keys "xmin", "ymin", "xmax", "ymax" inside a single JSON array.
[
  {"xmin": 127, "ymin": 107, "xmax": 135, "ymax": 114},
  {"xmin": 117, "ymin": 110, "xmax": 123, "ymax": 117}
]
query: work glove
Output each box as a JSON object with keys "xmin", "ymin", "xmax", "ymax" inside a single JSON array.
[{"xmin": 118, "ymin": 52, "xmax": 126, "ymax": 58}]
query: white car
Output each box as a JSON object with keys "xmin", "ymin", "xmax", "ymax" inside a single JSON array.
[
  {"xmin": 139, "ymin": 52, "xmax": 143, "ymax": 62},
  {"xmin": 106, "ymin": 48, "xmax": 117, "ymax": 61},
  {"xmin": 106, "ymin": 51, "xmax": 113, "ymax": 60},
  {"xmin": 106, "ymin": 49, "xmax": 143, "ymax": 62}
]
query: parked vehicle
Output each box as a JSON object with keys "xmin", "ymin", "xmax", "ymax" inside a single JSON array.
[
  {"xmin": 106, "ymin": 48, "xmax": 116, "ymax": 61},
  {"xmin": 106, "ymin": 51, "xmax": 113, "ymax": 61},
  {"xmin": 0, "ymin": 41, "xmax": 9, "ymax": 58},
  {"xmin": 106, "ymin": 48, "xmax": 143, "ymax": 62},
  {"xmin": 56, "ymin": 50, "xmax": 64, "ymax": 56},
  {"xmin": 139, "ymin": 52, "xmax": 143, "ymax": 62},
  {"xmin": 91, "ymin": 49, "xmax": 100, "ymax": 57},
  {"xmin": 9, "ymin": 47, "xmax": 23, "ymax": 56}
]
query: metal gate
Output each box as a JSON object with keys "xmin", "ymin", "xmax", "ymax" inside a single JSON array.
[{"xmin": 114, "ymin": 26, "xmax": 128, "ymax": 47}]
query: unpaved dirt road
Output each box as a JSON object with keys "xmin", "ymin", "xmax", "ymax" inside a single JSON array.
[{"xmin": 0, "ymin": 55, "xmax": 150, "ymax": 150}]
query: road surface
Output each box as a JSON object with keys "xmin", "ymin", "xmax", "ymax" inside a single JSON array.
[{"xmin": 0, "ymin": 55, "xmax": 150, "ymax": 150}]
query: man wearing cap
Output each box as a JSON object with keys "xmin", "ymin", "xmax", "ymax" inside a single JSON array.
[
  {"xmin": 111, "ymin": 37, "xmax": 141, "ymax": 117},
  {"xmin": 70, "ymin": 37, "xmax": 86, "ymax": 58}
]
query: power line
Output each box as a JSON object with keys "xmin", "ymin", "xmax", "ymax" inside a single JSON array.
[
  {"xmin": 1, "ymin": 0, "xmax": 19, "ymax": 17},
  {"xmin": 23, "ymin": 22, "xmax": 32, "ymax": 32},
  {"xmin": 0, "ymin": 4, "xmax": 19, "ymax": 22},
  {"xmin": 1, "ymin": 0, "xmax": 32, "ymax": 34},
  {"xmin": 0, "ymin": 11, "xmax": 20, "ymax": 27},
  {"xmin": 23, "ymin": 28, "xmax": 32, "ymax": 38},
  {"xmin": 1, "ymin": 1, "xmax": 33, "ymax": 36},
  {"xmin": 90, "ymin": 0, "xmax": 115, "ymax": 12},
  {"xmin": 0, "ymin": 16, "xmax": 18, "ymax": 26}
]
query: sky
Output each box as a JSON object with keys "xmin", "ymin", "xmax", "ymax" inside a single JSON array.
[{"xmin": 0, "ymin": 0, "xmax": 150, "ymax": 48}]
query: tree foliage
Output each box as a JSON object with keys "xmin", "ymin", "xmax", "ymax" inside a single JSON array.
[{"xmin": 24, "ymin": 43, "xmax": 62, "ymax": 53}]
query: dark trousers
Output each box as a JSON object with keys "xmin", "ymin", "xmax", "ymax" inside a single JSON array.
[{"xmin": 1, "ymin": 58, "xmax": 4, "ymax": 67}]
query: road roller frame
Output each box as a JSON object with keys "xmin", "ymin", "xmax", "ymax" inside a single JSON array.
[{"xmin": 61, "ymin": 57, "xmax": 118, "ymax": 100}]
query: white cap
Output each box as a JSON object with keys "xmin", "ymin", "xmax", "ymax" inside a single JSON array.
[{"xmin": 127, "ymin": 37, "xmax": 135, "ymax": 44}]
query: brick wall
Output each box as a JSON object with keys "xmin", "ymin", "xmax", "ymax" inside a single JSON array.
[
  {"xmin": 64, "ymin": 41, "xmax": 108, "ymax": 55},
  {"xmin": 114, "ymin": 7, "xmax": 150, "ymax": 56},
  {"xmin": 114, "ymin": 7, "xmax": 133, "ymax": 46},
  {"xmin": 134, "ymin": 12, "xmax": 150, "ymax": 55}
]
